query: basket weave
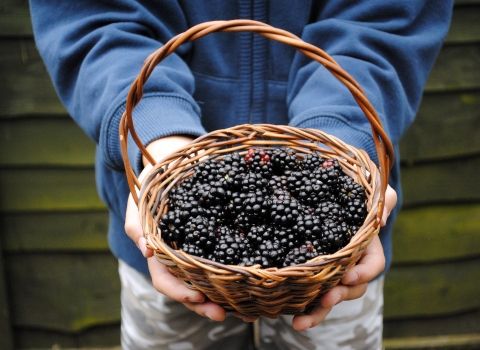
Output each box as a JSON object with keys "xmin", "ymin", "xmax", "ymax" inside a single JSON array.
[{"xmin": 119, "ymin": 20, "xmax": 394, "ymax": 319}]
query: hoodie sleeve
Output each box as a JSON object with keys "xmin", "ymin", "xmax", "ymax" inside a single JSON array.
[
  {"xmin": 29, "ymin": 0, "xmax": 207, "ymax": 173},
  {"xmin": 287, "ymin": 0, "xmax": 454, "ymax": 165}
]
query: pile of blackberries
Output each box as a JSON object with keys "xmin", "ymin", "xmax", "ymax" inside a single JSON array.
[{"xmin": 158, "ymin": 148, "xmax": 367, "ymax": 268}]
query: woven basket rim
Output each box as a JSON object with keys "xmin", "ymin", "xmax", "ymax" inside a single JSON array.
[{"xmin": 138, "ymin": 124, "xmax": 382, "ymax": 276}]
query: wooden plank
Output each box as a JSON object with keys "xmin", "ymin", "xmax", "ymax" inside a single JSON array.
[
  {"xmin": 400, "ymin": 156, "xmax": 480, "ymax": 207},
  {"xmin": 0, "ymin": 168, "xmax": 106, "ymax": 212},
  {"xmin": 384, "ymin": 334, "xmax": 480, "ymax": 350},
  {"xmin": 0, "ymin": 118, "xmax": 96, "ymax": 166},
  {"xmin": 0, "ymin": 40, "xmax": 67, "ymax": 117},
  {"xmin": 0, "ymin": 41, "xmax": 479, "ymax": 119},
  {"xmin": 0, "ymin": 238, "xmax": 14, "ymax": 350},
  {"xmin": 425, "ymin": 44, "xmax": 480, "ymax": 92},
  {"xmin": 400, "ymin": 91, "xmax": 480, "ymax": 164},
  {"xmin": 2, "ymin": 211, "xmax": 110, "ymax": 252},
  {"xmin": 14, "ymin": 325, "xmax": 120, "ymax": 349},
  {"xmin": 5, "ymin": 253, "xmax": 121, "ymax": 332},
  {"xmin": 445, "ymin": 6, "xmax": 480, "ymax": 43},
  {"xmin": 392, "ymin": 204, "xmax": 480, "ymax": 264},
  {"xmin": 383, "ymin": 258, "xmax": 480, "ymax": 318},
  {"xmin": 384, "ymin": 308, "xmax": 480, "ymax": 339},
  {"xmin": 1, "ymin": 0, "xmax": 478, "ymax": 41},
  {"xmin": 0, "ymin": 0, "xmax": 32, "ymax": 37},
  {"xmin": 455, "ymin": 0, "xmax": 480, "ymax": 5}
]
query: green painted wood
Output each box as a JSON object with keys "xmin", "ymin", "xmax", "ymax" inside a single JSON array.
[
  {"xmin": 0, "ymin": 238, "xmax": 14, "ymax": 350},
  {"xmin": 14, "ymin": 325, "xmax": 120, "ymax": 349},
  {"xmin": 455, "ymin": 0, "xmax": 480, "ymax": 5},
  {"xmin": 384, "ymin": 308, "xmax": 480, "ymax": 339},
  {"xmin": 0, "ymin": 118, "xmax": 96, "ymax": 166},
  {"xmin": 0, "ymin": 40, "xmax": 67, "ymax": 117},
  {"xmin": 383, "ymin": 258, "xmax": 480, "ymax": 318},
  {"xmin": 424, "ymin": 44, "xmax": 480, "ymax": 92},
  {"xmin": 0, "ymin": 0, "xmax": 32, "ymax": 37},
  {"xmin": 2, "ymin": 211, "xmax": 110, "ymax": 252},
  {"xmin": 400, "ymin": 91, "xmax": 480, "ymax": 163},
  {"xmin": 445, "ymin": 6, "xmax": 480, "ymax": 43},
  {"xmin": 1, "ymin": 38, "xmax": 479, "ymax": 118},
  {"xmin": 400, "ymin": 156, "xmax": 480, "ymax": 207},
  {"xmin": 392, "ymin": 204, "xmax": 480, "ymax": 264},
  {"xmin": 0, "ymin": 168, "xmax": 106, "ymax": 212},
  {"xmin": 5, "ymin": 253, "xmax": 121, "ymax": 332},
  {"xmin": 384, "ymin": 334, "xmax": 480, "ymax": 350}
]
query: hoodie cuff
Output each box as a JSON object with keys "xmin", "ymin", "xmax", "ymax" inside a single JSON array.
[
  {"xmin": 100, "ymin": 93, "xmax": 207, "ymax": 173},
  {"xmin": 289, "ymin": 106, "xmax": 380, "ymax": 165}
]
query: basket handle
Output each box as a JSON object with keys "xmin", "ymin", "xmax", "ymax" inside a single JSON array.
[{"xmin": 119, "ymin": 19, "xmax": 394, "ymax": 217}]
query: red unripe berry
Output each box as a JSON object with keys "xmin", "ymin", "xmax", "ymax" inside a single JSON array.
[{"xmin": 322, "ymin": 160, "xmax": 334, "ymax": 168}]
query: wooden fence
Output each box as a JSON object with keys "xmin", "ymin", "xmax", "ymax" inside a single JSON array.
[{"xmin": 0, "ymin": 1, "xmax": 479, "ymax": 349}]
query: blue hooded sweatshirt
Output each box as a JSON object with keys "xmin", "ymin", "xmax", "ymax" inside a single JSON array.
[{"xmin": 30, "ymin": 0, "xmax": 453, "ymax": 276}]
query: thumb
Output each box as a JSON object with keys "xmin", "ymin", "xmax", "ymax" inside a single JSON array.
[
  {"xmin": 125, "ymin": 193, "xmax": 154, "ymax": 258},
  {"xmin": 380, "ymin": 185, "xmax": 398, "ymax": 227}
]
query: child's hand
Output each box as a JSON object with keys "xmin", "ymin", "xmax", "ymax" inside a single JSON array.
[{"xmin": 291, "ymin": 185, "xmax": 397, "ymax": 331}]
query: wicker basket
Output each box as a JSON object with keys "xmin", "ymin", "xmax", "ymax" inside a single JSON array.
[{"xmin": 119, "ymin": 20, "xmax": 394, "ymax": 319}]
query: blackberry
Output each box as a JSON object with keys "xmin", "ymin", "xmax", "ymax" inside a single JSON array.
[
  {"xmin": 283, "ymin": 243, "xmax": 319, "ymax": 267},
  {"xmin": 241, "ymin": 172, "xmax": 268, "ymax": 194},
  {"xmin": 211, "ymin": 229, "xmax": 253, "ymax": 265},
  {"xmin": 159, "ymin": 209, "xmax": 186, "ymax": 247},
  {"xmin": 268, "ymin": 174, "xmax": 289, "ymax": 192},
  {"xmin": 158, "ymin": 146, "xmax": 369, "ymax": 268},
  {"xmin": 294, "ymin": 211, "xmax": 322, "ymax": 242},
  {"xmin": 344, "ymin": 198, "xmax": 367, "ymax": 226},
  {"xmin": 274, "ymin": 226, "xmax": 301, "ymax": 250},
  {"xmin": 270, "ymin": 196, "xmax": 300, "ymax": 227},
  {"xmin": 300, "ymin": 151, "xmax": 325, "ymax": 171},
  {"xmin": 271, "ymin": 148, "xmax": 299, "ymax": 173},
  {"xmin": 289, "ymin": 170, "xmax": 332, "ymax": 206},
  {"xmin": 246, "ymin": 224, "xmax": 275, "ymax": 247},
  {"xmin": 181, "ymin": 215, "xmax": 216, "ymax": 257},
  {"xmin": 252, "ymin": 239, "xmax": 285, "ymax": 268},
  {"xmin": 314, "ymin": 201, "xmax": 345, "ymax": 223},
  {"xmin": 337, "ymin": 175, "xmax": 367, "ymax": 204},
  {"xmin": 245, "ymin": 148, "xmax": 273, "ymax": 177},
  {"xmin": 320, "ymin": 220, "xmax": 350, "ymax": 254},
  {"xmin": 243, "ymin": 192, "xmax": 270, "ymax": 222}
]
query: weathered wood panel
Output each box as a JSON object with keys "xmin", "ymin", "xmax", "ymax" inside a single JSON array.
[
  {"xmin": 391, "ymin": 204, "xmax": 480, "ymax": 264},
  {"xmin": 0, "ymin": 0, "xmax": 31, "ymax": 38},
  {"xmin": 400, "ymin": 156, "xmax": 480, "ymax": 207},
  {"xmin": 0, "ymin": 239, "xmax": 14, "ymax": 350},
  {"xmin": 5, "ymin": 253, "xmax": 120, "ymax": 332},
  {"xmin": 400, "ymin": 91, "xmax": 480, "ymax": 163},
  {"xmin": 2, "ymin": 211, "xmax": 109, "ymax": 252},
  {"xmin": 383, "ymin": 258, "xmax": 480, "ymax": 318},
  {"xmin": 446, "ymin": 5, "xmax": 480, "ymax": 43},
  {"xmin": 14, "ymin": 325, "xmax": 120, "ymax": 349},
  {"xmin": 0, "ymin": 42, "xmax": 479, "ymax": 118},
  {"xmin": 5, "ymin": 253, "xmax": 479, "ymax": 332},
  {"xmin": 425, "ymin": 44, "xmax": 480, "ymax": 92},
  {"xmin": 0, "ymin": 118, "xmax": 95, "ymax": 167},
  {"xmin": 455, "ymin": 0, "xmax": 480, "ymax": 5},
  {"xmin": 0, "ymin": 40, "xmax": 67, "ymax": 117},
  {"xmin": 384, "ymin": 308, "xmax": 480, "ymax": 339},
  {"xmin": 0, "ymin": 168, "xmax": 105, "ymax": 212},
  {"xmin": 2, "ymin": 0, "xmax": 479, "ymax": 42},
  {"xmin": 384, "ymin": 334, "xmax": 480, "ymax": 350}
]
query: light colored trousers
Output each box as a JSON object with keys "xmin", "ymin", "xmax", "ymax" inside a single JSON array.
[{"xmin": 119, "ymin": 260, "xmax": 384, "ymax": 350}]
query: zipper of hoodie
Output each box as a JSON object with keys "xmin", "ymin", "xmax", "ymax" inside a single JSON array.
[{"xmin": 249, "ymin": 0, "xmax": 267, "ymax": 125}]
